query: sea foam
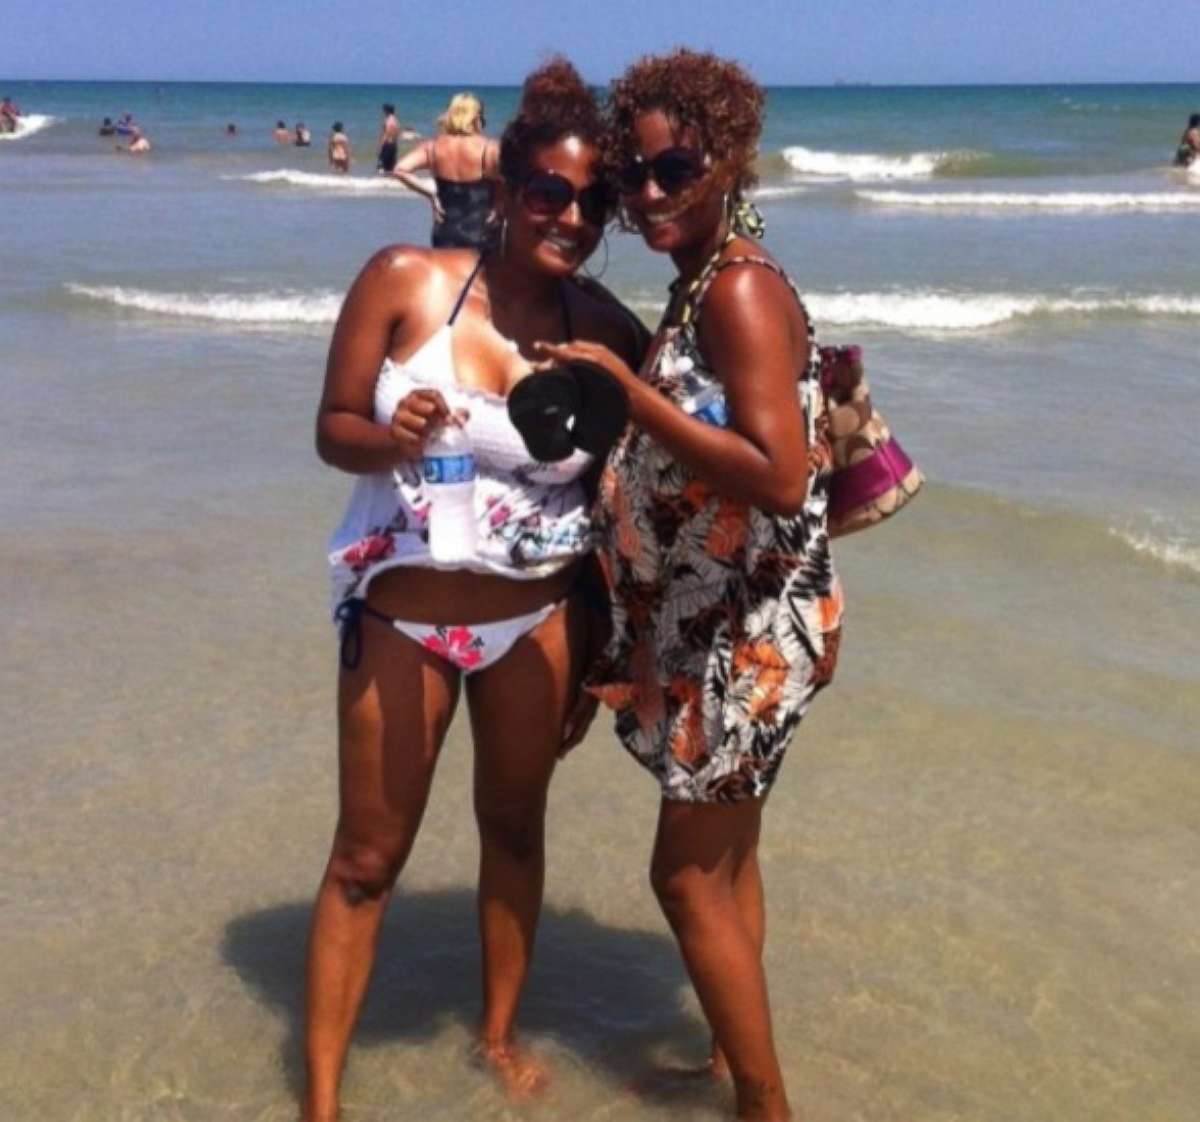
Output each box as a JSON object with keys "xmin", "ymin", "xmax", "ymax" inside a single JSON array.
[
  {"xmin": 857, "ymin": 189, "xmax": 1200, "ymax": 211},
  {"xmin": 780, "ymin": 146, "xmax": 979, "ymax": 181},
  {"xmin": 65, "ymin": 284, "xmax": 342, "ymax": 324},
  {"xmin": 64, "ymin": 283, "xmax": 1200, "ymax": 334},
  {"xmin": 0, "ymin": 114, "xmax": 57, "ymax": 141},
  {"xmin": 1111, "ymin": 528, "xmax": 1200, "ymax": 576},
  {"xmin": 807, "ymin": 291, "xmax": 1200, "ymax": 330},
  {"xmin": 227, "ymin": 169, "xmax": 425, "ymax": 195}
]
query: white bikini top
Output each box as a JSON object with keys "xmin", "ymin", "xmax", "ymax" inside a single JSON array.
[
  {"xmin": 374, "ymin": 323, "xmax": 591, "ymax": 485},
  {"xmin": 327, "ymin": 258, "xmax": 595, "ymax": 609}
]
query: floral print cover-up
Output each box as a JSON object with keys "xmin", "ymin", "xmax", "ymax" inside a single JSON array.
[{"xmin": 586, "ymin": 256, "xmax": 844, "ymax": 803}]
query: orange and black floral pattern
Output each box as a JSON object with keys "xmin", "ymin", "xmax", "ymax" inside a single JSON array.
[{"xmin": 586, "ymin": 256, "xmax": 843, "ymax": 803}]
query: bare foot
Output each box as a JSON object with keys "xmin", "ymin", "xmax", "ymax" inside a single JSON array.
[{"xmin": 474, "ymin": 1037, "xmax": 551, "ymax": 1102}]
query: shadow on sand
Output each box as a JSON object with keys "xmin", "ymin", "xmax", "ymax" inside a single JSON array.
[{"xmin": 223, "ymin": 887, "xmax": 721, "ymax": 1111}]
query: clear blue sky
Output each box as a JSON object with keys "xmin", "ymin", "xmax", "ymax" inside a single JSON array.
[{"xmin": 3, "ymin": 0, "xmax": 1198, "ymax": 85}]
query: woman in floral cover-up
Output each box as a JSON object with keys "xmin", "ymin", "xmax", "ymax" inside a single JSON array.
[{"xmin": 534, "ymin": 50, "xmax": 842, "ymax": 1122}]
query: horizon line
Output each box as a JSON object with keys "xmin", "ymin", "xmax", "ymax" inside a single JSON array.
[{"xmin": 5, "ymin": 76, "xmax": 1200, "ymax": 90}]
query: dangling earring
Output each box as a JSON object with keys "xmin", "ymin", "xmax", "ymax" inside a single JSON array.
[
  {"xmin": 582, "ymin": 232, "xmax": 609, "ymax": 280},
  {"xmin": 731, "ymin": 193, "xmax": 766, "ymax": 240}
]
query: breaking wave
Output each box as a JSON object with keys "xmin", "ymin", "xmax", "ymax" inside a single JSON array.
[
  {"xmin": 857, "ymin": 189, "xmax": 1200, "ymax": 211},
  {"xmin": 806, "ymin": 290, "xmax": 1200, "ymax": 330},
  {"xmin": 0, "ymin": 113, "xmax": 57, "ymax": 141},
  {"xmin": 226, "ymin": 169, "xmax": 425, "ymax": 195},
  {"xmin": 779, "ymin": 146, "xmax": 985, "ymax": 181},
  {"xmin": 65, "ymin": 284, "xmax": 342, "ymax": 324}
]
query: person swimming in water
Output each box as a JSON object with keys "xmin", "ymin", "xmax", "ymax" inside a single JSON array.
[
  {"xmin": 1, "ymin": 97, "xmax": 22, "ymax": 133},
  {"xmin": 1174, "ymin": 113, "xmax": 1200, "ymax": 167},
  {"xmin": 327, "ymin": 121, "xmax": 351, "ymax": 173},
  {"xmin": 99, "ymin": 117, "xmax": 117, "ymax": 137},
  {"xmin": 115, "ymin": 126, "xmax": 152, "ymax": 155},
  {"xmin": 376, "ymin": 103, "xmax": 401, "ymax": 172},
  {"xmin": 273, "ymin": 119, "xmax": 292, "ymax": 145},
  {"xmin": 295, "ymin": 122, "xmax": 312, "ymax": 147}
]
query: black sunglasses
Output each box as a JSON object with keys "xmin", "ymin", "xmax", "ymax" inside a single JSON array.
[
  {"xmin": 617, "ymin": 147, "xmax": 706, "ymax": 196},
  {"xmin": 521, "ymin": 171, "xmax": 612, "ymax": 227}
]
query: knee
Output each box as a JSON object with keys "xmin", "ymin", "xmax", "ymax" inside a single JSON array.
[
  {"xmin": 327, "ymin": 831, "xmax": 409, "ymax": 904},
  {"xmin": 475, "ymin": 800, "xmax": 545, "ymax": 863}
]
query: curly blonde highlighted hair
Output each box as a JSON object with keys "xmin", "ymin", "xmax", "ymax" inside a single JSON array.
[
  {"xmin": 438, "ymin": 93, "xmax": 484, "ymax": 136},
  {"xmin": 606, "ymin": 48, "xmax": 764, "ymax": 199}
]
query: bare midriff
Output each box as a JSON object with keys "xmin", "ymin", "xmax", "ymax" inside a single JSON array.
[{"xmin": 366, "ymin": 562, "xmax": 580, "ymax": 625}]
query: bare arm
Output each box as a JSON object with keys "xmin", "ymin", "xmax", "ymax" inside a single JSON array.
[
  {"xmin": 536, "ymin": 263, "xmax": 809, "ymax": 516},
  {"xmin": 482, "ymin": 138, "xmax": 501, "ymax": 179},
  {"xmin": 315, "ymin": 248, "xmax": 451, "ymax": 473},
  {"xmin": 392, "ymin": 142, "xmax": 442, "ymax": 216}
]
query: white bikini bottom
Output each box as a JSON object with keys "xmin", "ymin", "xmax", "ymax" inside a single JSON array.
[{"xmin": 335, "ymin": 597, "xmax": 559, "ymax": 674}]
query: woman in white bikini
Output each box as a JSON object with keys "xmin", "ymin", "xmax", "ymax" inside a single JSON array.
[{"xmin": 303, "ymin": 58, "xmax": 645, "ymax": 1122}]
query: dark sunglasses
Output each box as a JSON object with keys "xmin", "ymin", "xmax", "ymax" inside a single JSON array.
[
  {"xmin": 617, "ymin": 147, "xmax": 706, "ymax": 196},
  {"xmin": 521, "ymin": 171, "xmax": 613, "ymax": 227}
]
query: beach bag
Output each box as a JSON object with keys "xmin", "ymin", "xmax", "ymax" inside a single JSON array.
[{"xmin": 819, "ymin": 344, "xmax": 924, "ymax": 538}]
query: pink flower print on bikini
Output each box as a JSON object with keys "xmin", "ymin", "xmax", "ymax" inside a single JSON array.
[{"xmin": 421, "ymin": 625, "xmax": 485, "ymax": 671}]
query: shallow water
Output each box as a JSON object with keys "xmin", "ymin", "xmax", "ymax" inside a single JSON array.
[{"xmin": 2, "ymin": 81, "xmax": 1198, "ymax": 1120}]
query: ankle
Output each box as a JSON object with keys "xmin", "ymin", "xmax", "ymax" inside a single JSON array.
[{"xmin": 733, "ymin": 1075, "xmax": 791, "ymax": 1121}]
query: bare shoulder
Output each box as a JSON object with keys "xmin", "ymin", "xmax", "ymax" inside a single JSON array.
[
  {"xmin": 565, "ymin": 276, "xmax": 652, "ymax": 363},
  {"xmin": 352, "ymin": 244, "xmax": 475, "ymax": 295},
  {"xmin": 700, "ymin": 248, "xmax": 808, "ymax": 341}
]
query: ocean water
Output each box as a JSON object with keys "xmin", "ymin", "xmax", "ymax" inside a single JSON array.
[{"xmin": 2, "ymin": 80, "xmax": 1198, "ymax": 1121}]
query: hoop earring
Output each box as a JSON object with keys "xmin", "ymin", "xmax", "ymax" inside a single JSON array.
[{"xmin": 582, "ymin": 232, "xmax": 609, "ymax": 280}]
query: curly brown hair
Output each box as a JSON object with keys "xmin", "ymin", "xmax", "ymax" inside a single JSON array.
[
  {"xmin": 606, "ymin": 48, "xmax": 764, "ymax": 198},
  {"xmin": 499, "ymin": 56, "xmax": 605, "ymax": 187}
]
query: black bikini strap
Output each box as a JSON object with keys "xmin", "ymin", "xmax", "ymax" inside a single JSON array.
[
  {"xmin": 334, "ymin": 597, "xmax": 396, "ymax": 669},
  {"xmin": 447, "ymin": 255, "xmax": 486, "ymax": 325}
]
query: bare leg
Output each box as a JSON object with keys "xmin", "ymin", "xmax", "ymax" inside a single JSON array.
[
  {"xmin": 710, "ymin": 812, "xmax": 765, "ymax": 1078},
  {"xmin": 463, "ymin": 597, "xmax": 587, "ymax": 1098},
  {"xmin": 302, "ymin": 632, "xmax": 461, "ymax": 1122},
  {"xmin": 651, "ymin": 799, "xmax": 791, "ymax": 1122}
]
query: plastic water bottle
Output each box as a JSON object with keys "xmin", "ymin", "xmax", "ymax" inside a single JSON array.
[
  {"xmin": 422, "ymin": 422, "xmax": 477, "ymax": 564},
  {"xmin": 683, "ymin": 383, "xmax": 729, "ymax": 427}
]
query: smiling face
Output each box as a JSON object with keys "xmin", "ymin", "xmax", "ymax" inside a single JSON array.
[
  {"xmin": 500, "ymin": 135, "xmax": 607, "ymax": 277},
  {"xmin": 621, "ymin": 109, "xmax": 729, "ymax": 256}
]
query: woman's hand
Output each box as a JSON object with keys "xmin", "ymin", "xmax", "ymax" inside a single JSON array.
[
  {"xmin": 431, "ymin": 195, "xmax": 446, "ymax": 223},
  {"xmin": 531, "ymin": 339, "xmax": 638, "ymax": 390},
  {"xmin": 559, "ymin": 690, "xmax": 600, "ymax": 757},
  {"xmin": 390, "ymin": 389, "xmax": 465, "ymax": 458}
]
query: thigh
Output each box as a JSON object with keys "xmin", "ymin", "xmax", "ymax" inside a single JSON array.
[
  {"xmin": 337, "ymin": 621, "xmax": 462, "ymax": 840},
  {"xmin": 464, "ymin": 596, "xmax": 588, "ymax": 808}
]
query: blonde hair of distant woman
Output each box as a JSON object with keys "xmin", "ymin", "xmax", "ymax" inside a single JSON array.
[{"xmin": 439, "ymin": 92, "xmax": 485, "ymax": 136}]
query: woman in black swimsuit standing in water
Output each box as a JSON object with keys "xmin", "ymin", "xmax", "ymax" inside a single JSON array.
[{"xmin": 394, "ymin": 92, "xmax": 501, "ymax": 249}]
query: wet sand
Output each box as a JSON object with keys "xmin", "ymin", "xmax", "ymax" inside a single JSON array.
[{"xmin": 2, "ymin": 475, "xmax": 1197, "ymax": 1120}]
